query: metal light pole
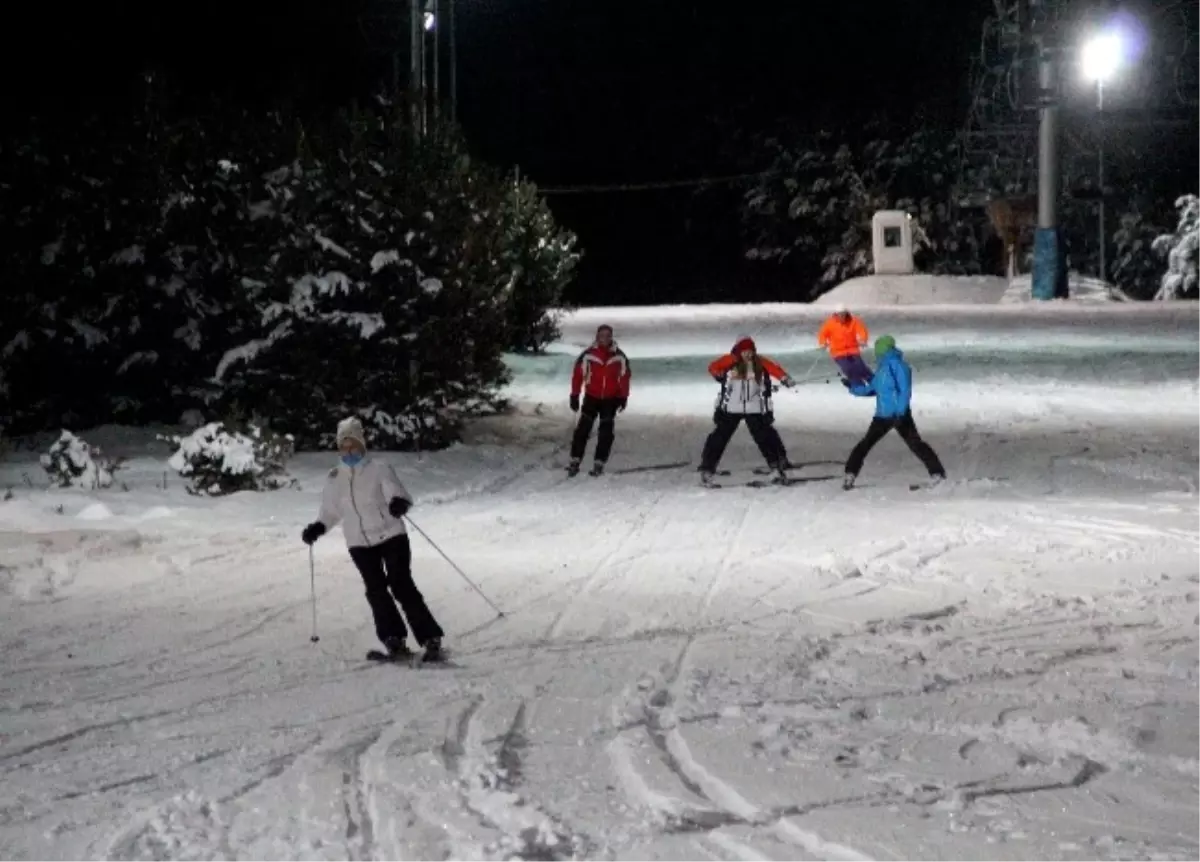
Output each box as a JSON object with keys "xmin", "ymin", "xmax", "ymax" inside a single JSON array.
[
  {"xmin": 449, "ymin": 0, "xmax": 457, "ymax": 124},
  {"xmin": 1097, "ymin": 79, "xmax": 1106, "ymax": 282},
  {"xmin": 1082, "ymin": 30, "xmax": 1123, "ymax": 284},
  {"xmin": 410, "ymin": 0, "xmax": 423, "ymax": 141},
  {"xmin": 431, "ymin": 0, "xmax": 440, "ymax": 123},
  {"xmin": 1031, "ymin": 33, "xmax": 1061, "ymax": 301}
]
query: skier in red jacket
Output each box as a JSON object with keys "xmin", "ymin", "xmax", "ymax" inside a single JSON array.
[{"xmin": 568, "ymin": 324, "xmax": 631, "ymax": 476}]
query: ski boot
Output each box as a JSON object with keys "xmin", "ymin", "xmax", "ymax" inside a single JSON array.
[
  {"xmin": 565, "ymin": 458, "xmax": 581, "ymax": 478},
  {"xmin": 589, "ymin": 460, "xmax": 606, "ymax": 477},
  {"xmin": 842, "ymin": 472, "xmax": 856, "ymax": 491},
  {"xmin": 383, "ymin": 636, "xmax": 414, "ymax": 660},
  {"xmin": 422, "ymin": 638, "xmax": 445, "ymax": 663},
  {"xmin": 700, "ymin": 469, "xmax": 717, "ymax": 487}
]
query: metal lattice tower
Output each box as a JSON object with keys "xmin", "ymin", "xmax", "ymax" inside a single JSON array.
[
  {"xmin": 956, "ymin": 0, "xmax": 1197, "ymax": 209},
  {"xmin": 957, "ymin": 0, "xmax": 1064, "ymax": 207}
]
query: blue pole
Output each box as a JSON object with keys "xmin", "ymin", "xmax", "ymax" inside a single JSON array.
[{"xmin": 1032, "ymin": 29, "xmax": 1062, "ymax": 301}]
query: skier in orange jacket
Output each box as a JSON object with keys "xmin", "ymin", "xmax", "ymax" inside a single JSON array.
[{"xmin": 817, "ymin": 304, "xmax": 872, "ymax": 384}]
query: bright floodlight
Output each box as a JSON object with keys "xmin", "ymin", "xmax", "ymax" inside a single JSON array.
[
  {"xmin": 424, "ymin": 11, "xmax": 436, "ymax": 31},
  {"xmin": 1082, "ymin": 32, "xmax": 1122, "ymax": 82}
]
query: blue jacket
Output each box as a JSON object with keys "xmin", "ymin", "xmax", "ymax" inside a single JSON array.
[{"xmin": 849, "ymin": 348, "xmax": 912, "ymax": 418}]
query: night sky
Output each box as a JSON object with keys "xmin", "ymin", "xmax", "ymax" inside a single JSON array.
[{"xmin": 1, "ymin": 1, "xmax": 1016, "ymax": 303}]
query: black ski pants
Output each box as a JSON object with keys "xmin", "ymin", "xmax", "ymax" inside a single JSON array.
[
  {"xmin": 570, "ymin": 395, "xmax": 621, "ymax": 463},
  {"xmin": 347, "ymin": 533, "xmax": 444, "ymax": 647},
  {"xmin": 700, "ymin": 411, "xmax": 786, "ymax": 472},
  {"xmin": 845, "ymin": 412, "xmax": 945, "ymax": 478}
]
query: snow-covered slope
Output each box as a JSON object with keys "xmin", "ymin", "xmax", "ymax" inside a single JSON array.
[
  {"xmin": 815, "ymin": 274, "xmax": 1009, "ymax": 306},
  {"xmin": 1001, "ymin": 272, "xmax": 1132, "ymax": 303},
  {"xmin": 1, "ymin": 305, "xmax": 1197, "ymax": 861},
  {"xmin": 812, "ymin": 272, "xmax": 1140, "ymax": 307}
]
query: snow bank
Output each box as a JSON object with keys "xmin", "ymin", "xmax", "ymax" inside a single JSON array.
[
  {"xmin": 811, "ymin": 272, "xmax": 1136, "ymax": 307},
  {"xmin": 814, "ymin": 274, "xmax": 1009, "ymax": 307},
  {"xmin": 1001, "ymin": 272, "xmax": 1131, "ymax": 304}
]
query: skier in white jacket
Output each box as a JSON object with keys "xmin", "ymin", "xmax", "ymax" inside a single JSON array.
[{"xmin": 302, "ymin": 417, "xmax": 444, "ymax": 662}]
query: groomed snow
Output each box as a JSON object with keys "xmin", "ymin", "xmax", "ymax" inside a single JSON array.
[
  {"xmin": 814, "ymin": 274, "xmax": 1010, "ymax": 306},
  {"xmin": 812, "ymin": 272, "xmax": 1134, "ymax": 307},
  {"xmin": 1, "ymin": 303, "xmax": 1197, "ymax": 861}
]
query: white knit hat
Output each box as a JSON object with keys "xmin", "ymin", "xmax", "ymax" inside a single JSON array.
[
  {"xmin": 336, "ymin": 417, "xmax": 366, "ymax": 448},
  {"xmin": 833, "ymin": 302, "xmax": 848, "ymax": 314}
]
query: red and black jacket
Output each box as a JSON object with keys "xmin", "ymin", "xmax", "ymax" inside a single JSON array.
[{"xmin": 571, "ymin": 342, "xmax": 631, "ymax": 401}]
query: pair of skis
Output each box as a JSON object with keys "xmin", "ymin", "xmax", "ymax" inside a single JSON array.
[
  {"xmin": 365, "ymin": 648, "xmax": 450, "ymax": 668},
  {"xmin": 702, "ymin": 465, "xmax": 838, "ymax": 489}
]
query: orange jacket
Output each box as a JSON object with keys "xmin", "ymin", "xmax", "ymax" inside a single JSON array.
[{"xmin": 817, "ymin": 315, "xmax": 869, "ymax": 358}]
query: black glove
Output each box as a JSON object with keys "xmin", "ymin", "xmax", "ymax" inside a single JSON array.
[
  {"xmin": 781, "ymin": 376, "xmax": 796, "ymax": 388},
  {"xmin": 569, "ymin": 394, "xmax": 580, "ymax": 412},
  {"xmin": 713, "ymin": 410, "xmax": 721, "ymax": 424},
  {"xmin": 765, "ymin": 410, "xmax": 775, "ymax": 425},
  {"xmin": 840, "ymin": 376, "xmax": 852, "ymax": 389},
  {"xmin": 301, "ymin": 521, "xmax": 326, "ymax": 545},
  {"xmin": 388, "ymin": 497, "xmax": 410, "ymax": 518},
  {"xmin": 616, "ymin": 397, "xmax": 627, "ymax": 412}
]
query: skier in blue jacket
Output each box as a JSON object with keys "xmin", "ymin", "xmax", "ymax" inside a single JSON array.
[{"xmin": 841, "ymin": 335, "xmax": 946, "ymax": 490}]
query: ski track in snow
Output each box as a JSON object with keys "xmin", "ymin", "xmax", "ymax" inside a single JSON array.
[{"xmin": 2, "ymin": 306, "xmax": 1199, "ymax": 860}]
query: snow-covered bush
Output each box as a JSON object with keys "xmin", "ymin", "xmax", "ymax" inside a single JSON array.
[
  {"xmin": 1111, "ymin": 210, "xmax": 1168, "ymax": 299},
  {"xmin": 499, "ymin": 176, "xmax": 581, "ymax": 353},
  {"xmin": 1153, "ymin": 194, "xmax": 1199, "ymax": 300},
  {"xmin": 162, "ymin": 421, "xmax": 294, "ymax": 496},
  {"xmin": 40, "ymin": 430, "xmax": 116, "ymax": 489}
]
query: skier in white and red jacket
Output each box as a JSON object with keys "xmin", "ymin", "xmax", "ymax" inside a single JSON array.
[
  {"xmin": 567, "ymin": 323, "xmax": 631, "ymax": 476},
  {"xmin": 301, "ymin": 417, "xmax": 444, "ymax": 662}
]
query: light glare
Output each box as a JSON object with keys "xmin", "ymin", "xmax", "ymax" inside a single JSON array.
[{"xmin": 1081, "ymin": 32, "xmax": 1122, "ymax": 82}]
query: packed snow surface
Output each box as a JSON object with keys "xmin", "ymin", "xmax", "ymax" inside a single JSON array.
[
  {"xmin": 813, "ymin": 272, "xmax": 1132, "ymax": 306},
  {"xmin": 1, "ymin": 303, "xmax": 1197, "ymax": 861},
  {"xmin": 814, "ymin": 274, "xmax": 1010, "ymax": 306}
]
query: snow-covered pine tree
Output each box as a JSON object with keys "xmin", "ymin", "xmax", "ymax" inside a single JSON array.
[
  {"xmin": 1153, "ymin": 194, "xmax": 1199, "ymax": 300},
  {"xmin": 148, "ymin": 107, "xmax": 301, "ymax": 421},
  {"xmin": 741, "ymin": 128, "xmax": 982, "ymax": 298},
  {"xmin": 497, "ymin": 176, "xmax": 581, "ymax": 353},
  {"xmin": 215, "ymin": 109, "xmax": 512, "ymax": 450},
  {"xmin": 1111, "ymin": 208, "xmax": 1168, "ymax": 299},
  {"xmin": 0, "ymin": 113, "xmax": 125, "ymax": 432}
]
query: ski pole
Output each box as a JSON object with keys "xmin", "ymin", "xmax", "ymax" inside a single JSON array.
[
  {"xmin": 796, "ymin": 353, "xmax": 822, "ymax": 383},
  {"xmin": 405, "ymin": 516, "xmax": 506, "ymax": 617},
  {"xmin": 790, "ymin": 374, "xmax": 838, "ymax": 386},
  {"xmin": 308, "ymin": 545, "xmax": 320, "ymax": 643}
]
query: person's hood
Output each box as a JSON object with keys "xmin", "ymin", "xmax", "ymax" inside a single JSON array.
[{"xmin": 731, "ymin": 334, "xmax": 756, "ymax": 354}]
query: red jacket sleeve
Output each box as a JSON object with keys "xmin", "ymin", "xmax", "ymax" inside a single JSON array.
[
  {"xmin": 570, "ymin": 352, "xmax": 585, "ymax": 396},
  {"xmin": 759, "ymin": 356, "xmax": 789, "ymax": 380},
  {"xmin": 708, "ymin": 354, "xmax": 735, "ymax": 378},
  {"xmin": 618, "ymin": 353, "xmax": 631, "ymax": 398}
]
